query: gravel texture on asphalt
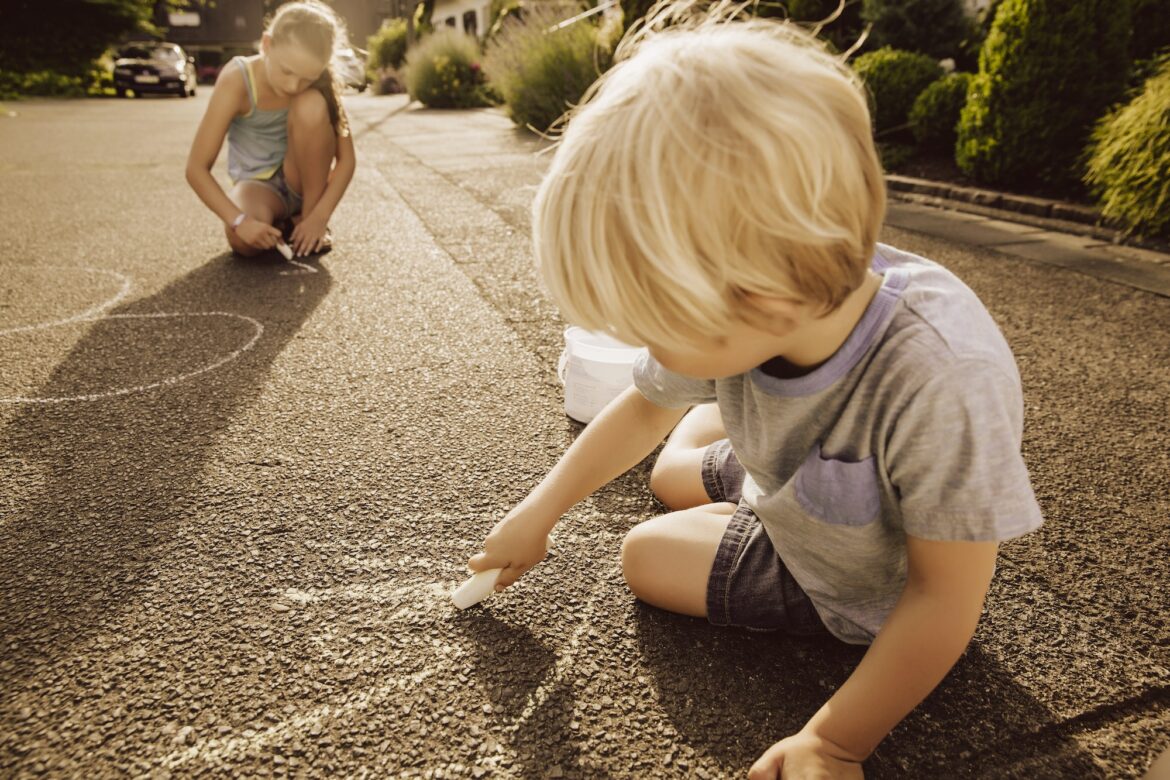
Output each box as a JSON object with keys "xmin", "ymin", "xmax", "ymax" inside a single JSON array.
[{"xmin": 1, "ymin": 93, "xmax": 1166, "ymax": 779}]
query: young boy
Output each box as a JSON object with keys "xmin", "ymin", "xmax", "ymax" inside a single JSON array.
[{"xmin": 469, "ymin": 5, "xmax": 1043, "ymax": 777}]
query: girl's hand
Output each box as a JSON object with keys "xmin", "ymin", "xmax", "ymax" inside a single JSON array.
[
  {"xmin": 235, "ymin": 217, "xmax": 282, "ymax": 250},
  {"xmin": 290, "ymin": 212, "xmax": 328, "ymax": 256},
  {"xmin": 468, "ymin": 511, "xmax": 552, "ymax": 590},
  {"xmin": 748, "ymin": 732, "xmax": 864, "ymax": 780}
]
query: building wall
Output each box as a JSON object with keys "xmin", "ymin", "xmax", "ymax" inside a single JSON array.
[{"xmin": 432, "ymin": 0, "xmax": 491, "ymax": 37}]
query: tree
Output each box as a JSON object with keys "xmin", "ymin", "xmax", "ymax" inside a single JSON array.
[{"xmin": 0, "ymin": 0, "xmax": 185, "ymax": 75}]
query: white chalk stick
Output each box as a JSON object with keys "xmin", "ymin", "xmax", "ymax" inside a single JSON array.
[
  {"xmin": 276, "ymin": 241, "xmax": 294, "ymax": 261},
  {"xmin": 452, "ymin": 568, "xmax": 502, "ymax": 610}
]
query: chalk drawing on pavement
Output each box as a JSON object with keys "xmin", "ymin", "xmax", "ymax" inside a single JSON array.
[{"xmin": 0, "ymin": 268, "xmax": 264, "ymax": 404}]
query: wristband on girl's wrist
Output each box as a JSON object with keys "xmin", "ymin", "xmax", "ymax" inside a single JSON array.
[{"xmin": 230, "ymin": 212, "xmax": 247, "ymax": 231}]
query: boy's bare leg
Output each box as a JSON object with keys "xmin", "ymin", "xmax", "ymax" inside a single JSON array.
[
  {"xmin": 649, "ymin": 403, "xmax": 726, "ymax": 510},
  {"xmin": 283, "ymin": 89, "xmax": 336, "ymax": 219},
  {"xmin": 621, "ymin": 503, "xmax": 735, "ymax": 617},
  {"xmin": 224, "ymin": 181, "xmax": 284, "ymax": 257}
]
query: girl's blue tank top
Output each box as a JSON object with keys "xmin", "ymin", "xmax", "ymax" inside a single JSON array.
[{"xmin": 226, "ymin": 57, "xmax": 288, "ymax": 183}]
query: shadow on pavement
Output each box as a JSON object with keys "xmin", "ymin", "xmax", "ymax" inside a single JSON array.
[
  {"xmin": 454, "ymin": 610, "xmax": 577, "ymax": 778},
  {"xmin": 634, "ymin": 603, "xmax": 1105, "ymax": 779},
  {"xmin": 0, "ymin": 253, "xmax": 331, "ymax": 693}
]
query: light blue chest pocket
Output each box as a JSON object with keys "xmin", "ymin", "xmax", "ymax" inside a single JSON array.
[{"xmin": 794, "ymin": 442, "xmax": 881, "ymax": 527}]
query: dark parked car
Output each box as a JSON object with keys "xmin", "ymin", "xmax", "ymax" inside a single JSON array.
[{"xmin": 113, "ymin": 42, "xmax": 197, "ymax": 98}]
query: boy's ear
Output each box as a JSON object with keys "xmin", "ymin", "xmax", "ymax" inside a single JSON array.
[
  {"xmin": 738, "ymin": 291, "xmax": 809, "ymax": 336},
  {"xmin": 260, "ymin": 33, "xmax": 271, "ymax": 54}
]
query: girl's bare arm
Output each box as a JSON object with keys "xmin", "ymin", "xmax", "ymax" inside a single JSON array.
[{"xmin": 184, "ymin": 67, "xmax": 248, "ymax": 226}]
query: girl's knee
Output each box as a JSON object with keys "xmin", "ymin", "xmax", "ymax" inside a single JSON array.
[
  {"xmin": 224, "ymin": 225, "xmax": 260, "ymax": 257},
  {"xmin": 289, "ymin": 89, "xmax": 330, "ymax": 129}
]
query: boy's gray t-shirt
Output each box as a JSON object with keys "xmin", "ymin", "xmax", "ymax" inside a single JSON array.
[{"xmin": 633, "ymin": 243, "xmax": 1044, "ymax": 645}]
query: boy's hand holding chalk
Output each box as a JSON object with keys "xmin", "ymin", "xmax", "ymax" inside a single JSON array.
[{"xmin": 453, "ymin": 526, "xmax": 555, "ymax": 610}]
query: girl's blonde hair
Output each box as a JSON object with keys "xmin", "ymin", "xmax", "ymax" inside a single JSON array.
[
  {"xmin": 533, "ymin": 0, "xmax": 886, "ymax": 350},
  {"xmin": 267, "ymin": 0, "xmax": 351, "ymax": 136}
]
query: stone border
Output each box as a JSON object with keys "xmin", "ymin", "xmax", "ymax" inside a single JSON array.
[{"xmin": 886, "ymin": 175, "xmax": 1170, "ymax": 256}]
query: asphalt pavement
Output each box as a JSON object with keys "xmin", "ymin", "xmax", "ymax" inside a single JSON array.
[{"xmin": 0, "ymin": 91, "xmax": 1167, "ymax": 779}]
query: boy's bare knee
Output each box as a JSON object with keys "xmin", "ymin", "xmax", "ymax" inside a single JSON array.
[
  {"xmin": 620, "ymin": 524, "xmax": 656, "ymax": 601},
  {"xmin": 648, "ymin": 456, "xmax": 679, "ymax": 507}
]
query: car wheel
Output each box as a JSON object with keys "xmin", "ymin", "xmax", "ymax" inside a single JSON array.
[{"xmin": 115, "ymin": 87, "xmax": 127, "ymax": 98}]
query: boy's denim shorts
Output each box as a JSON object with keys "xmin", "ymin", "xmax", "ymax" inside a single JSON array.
[{"xmin": 702, "ymin": 439, "xmax": 829, "ymax": 636}]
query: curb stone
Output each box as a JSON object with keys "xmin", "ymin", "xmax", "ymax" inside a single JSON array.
[{"xmin": 885, "ymin": 175, "xmax": 1170, "ymax": 257}]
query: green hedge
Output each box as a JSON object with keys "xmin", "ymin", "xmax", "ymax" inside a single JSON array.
[
  {"xmin": 956, "ymin": 0, "xmax": 1131, "ymax": 188},
  {"xmin": 0, "ymin": 69, "xmax": 87, "ymax": 100},
  {"xmin": 910, "ymin": 71, "xmax": 971, "ymax": 150},
  {"xmin": 852, "ymin": 47, "xmax": 943, "ymax": 134},
  {"xmin": 1084, "ymin": 55, "xmax": 1170, "ymax": 237},
  {"xmin": 403, "ymin": 30, "xmax": 492, "ymax": 109},
  {"xmin": 483, "ymin": 3, "xmax": 615, "ymax": 132},
  {"xmin": 860, "ymin": 0, "xmax": 972, "ymax": 61}
]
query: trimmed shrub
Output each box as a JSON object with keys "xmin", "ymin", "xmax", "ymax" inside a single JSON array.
[
  {"xmin": 403, "ymin": 30, "xmax": 491, "ymax": 108},
  {"xmin": 956, "ymin": 0, "xmax": 1131, "ymax": 188},
  {"xmin": 483, "ymin": 3, "xmax": 614, "ymax": 132},
  {"xmin": 367, "ymin": 19, "xmax": 410, "ymax": 95},
  {"xmin": 910, "ymin": 71, "xmax": 972, "ymax": 150},
  {"xmin": 1084, "ymin": 55, "xmax": 1170, "ymax": 237},
  {"xmin": 861, "ymin": 0, "xmax": 973, "ymax": 61},
  {"xmin": 852, "ymin": 47, "xmax": 943, "ymax": 134},
  {"xmin": 368, "ymin": 19, "xmax": 409, "ymax": 72}
]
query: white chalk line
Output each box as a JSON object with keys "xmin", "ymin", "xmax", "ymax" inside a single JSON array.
[
  {"xmin": 0, "ymin": 266, "xmax": 132, "ymax": 335},
  {"xmin": 278, "ymin": 257, "xmax": 319, "ymax": 275},
  {"xmin": 0, "ymin": 311, "xmax": 264, "ymax": 404},
  {"xmin": 508, "ymin": 564, "xmax": 622, "ymax": 733},
  {"xmin": 159, "ymin": 669, "xmax": 435, "ymax": 770}
]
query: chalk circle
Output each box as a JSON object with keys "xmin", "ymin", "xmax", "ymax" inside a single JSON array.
[
  {"xmin": 0, "ymin": 266, "xmax": 132, "ymax": 335},
  {"xmin": 0, "ymin": 311, "xmax": 264, "ymax": 404}
]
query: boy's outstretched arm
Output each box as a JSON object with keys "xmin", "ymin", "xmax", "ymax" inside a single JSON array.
[
  {"xmin": 749, "ymin": 536, "xmax": 999, "ymax": 780},
  {"xmin": 469, "ymin": 385, "xmax": 688, "ymax": 589}
]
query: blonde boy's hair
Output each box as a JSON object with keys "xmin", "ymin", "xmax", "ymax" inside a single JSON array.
[{"xmin": 533, "ymin": 1, "xmax": 886, "ymax": 349}]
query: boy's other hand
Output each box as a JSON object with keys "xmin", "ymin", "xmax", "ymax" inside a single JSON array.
[
  {"xmin": 236, "ymin": 218, "xmax": 282, "ymax": 250},
  {"xmin": 748, "ymin": 731, "xmax": 864, "ymax": 780},
  {"xmin": 468, "ymin": 512, "xmax": 551, "ymax": 591}
]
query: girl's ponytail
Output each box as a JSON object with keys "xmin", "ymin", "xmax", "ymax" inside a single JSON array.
[{"xmin": 311, "ymin": 65, "xmax": 350, "ymax": 138}]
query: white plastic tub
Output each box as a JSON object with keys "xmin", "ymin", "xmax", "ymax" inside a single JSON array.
[{"xmin": 558, "ymin": 327, "xmax": 643, "ymax": 424}]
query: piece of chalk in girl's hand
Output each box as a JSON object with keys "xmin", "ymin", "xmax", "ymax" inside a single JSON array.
[
  {"xmin": 452, "ymin": 568, "xmax": 503, "ymax": 610},
  {"xmin": 276, "ymin": 241, "xmax": 294, "ymax": 261}
]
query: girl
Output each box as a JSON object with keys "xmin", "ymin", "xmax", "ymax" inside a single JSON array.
[{"xmin": 186, "ymin": 0, "xmax": 356, "ymax": 258}]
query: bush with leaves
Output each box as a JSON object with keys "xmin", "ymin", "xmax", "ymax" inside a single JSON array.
[
  {"xmin": 367, "ymin": 19, "xmax": 410, "ymax": 95},
  {"xmin": 910, "ymin": 71, "xmax": 971, "ymax": 151},
  {"xmin": 851, "ymin": 47, "xmax": 942, "ymax": 135},
  {"xmin": 1084, "ymin": 55, "xmax": 1170, "ymax": 238},
  {"xmin": 0, "ymin": 69, "xmax": 87, "ymax": 100},
  {"xmin": 368, "ymin": 19, "xmax": 409, "ymax": 72},
  {"xmin": 956, "ymin": 0, "xmax": 1131, "ymax": 188},
  {"xmin": 483, "ymin": 3, "xmax": 616, "ymax": 132},
  {"xmin": 403, "ymin": 30, "xmax": 491, "ymax": 108},
  {"xmin": 861, "ymin": 0, "xmax": 972, "ymax": 61}
]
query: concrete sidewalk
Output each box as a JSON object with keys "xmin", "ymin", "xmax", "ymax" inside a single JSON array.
[{"xmin": 0, "ymin": 92, "xmax": 1166, "ymax": 779}]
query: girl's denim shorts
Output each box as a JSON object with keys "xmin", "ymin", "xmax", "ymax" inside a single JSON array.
[{"xmin": 702, "ymin": 439, "xmax": 829, "ymax": 637}]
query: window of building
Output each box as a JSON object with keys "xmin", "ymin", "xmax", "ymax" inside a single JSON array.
[{"xmin": 462, "ymin": 10, "xmax": 477, "ymax": 35}]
